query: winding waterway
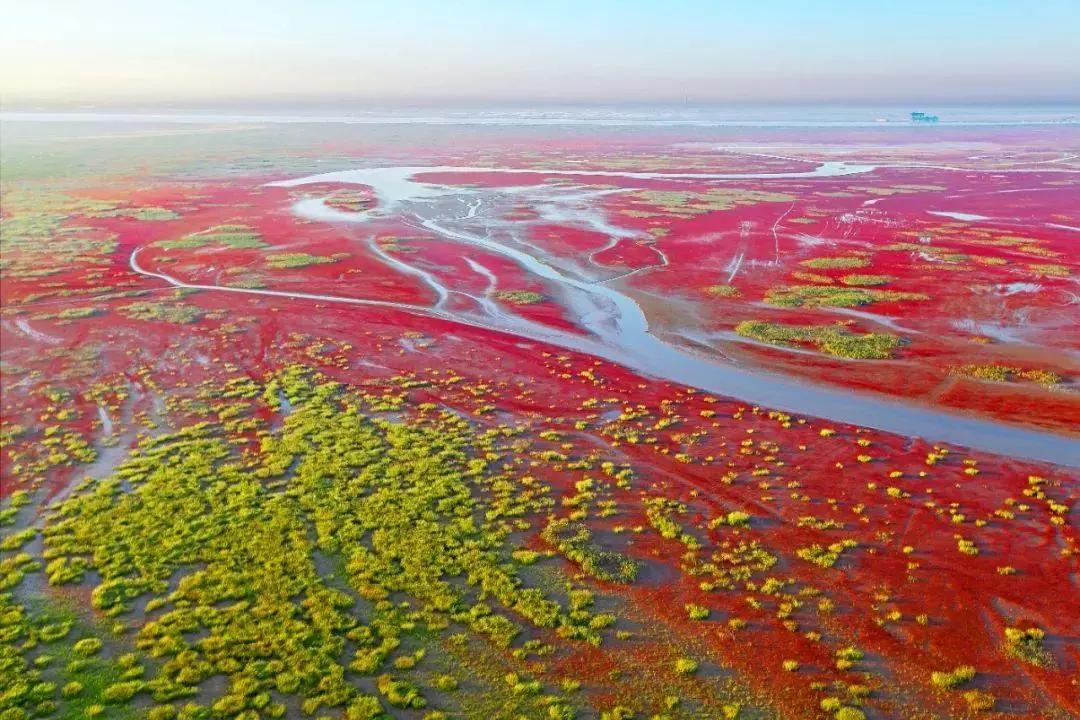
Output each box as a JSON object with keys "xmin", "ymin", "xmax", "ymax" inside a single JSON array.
[{"xmin": 259, "ymin": 164, "xmax": 1080, "ymax": 467}]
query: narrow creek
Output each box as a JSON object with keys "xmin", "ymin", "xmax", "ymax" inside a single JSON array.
[{"xmin": 262, "ymin": 165, "xmax": 1080, "ymax": 467}]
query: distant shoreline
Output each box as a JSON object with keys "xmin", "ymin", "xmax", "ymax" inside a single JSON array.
[{"xmin": 3, "ymin": 108, "xmax": 1079, "ymax": 128}]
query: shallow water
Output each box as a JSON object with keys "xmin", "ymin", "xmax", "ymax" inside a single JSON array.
[
  {"xmin": 265, "ymin": 165, "xmax": 1080, "ymax": 467},
  {"xmin": 927, "ymin": 210, "xmax": 991, "ymax": 221}
]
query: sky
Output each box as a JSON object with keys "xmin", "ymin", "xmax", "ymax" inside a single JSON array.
[{"xmin": 2, "ymin": 0, "xmax": 1079, "ymax": 106}]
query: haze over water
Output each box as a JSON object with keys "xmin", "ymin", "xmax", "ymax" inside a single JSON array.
[{"xmin": 4, "ymin": 104, "xmax": 1080, "ymax": 128}]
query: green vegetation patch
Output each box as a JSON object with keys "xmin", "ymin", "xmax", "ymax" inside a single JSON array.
[
  {"xmin": 764, "ymin": 285, "xmax": 929, "ymax": 308},
  {"xmin": 791, "ymin": 271, "xmax": 832, "ymax": 284},
  {"xmin": 796, "ymin": 539, "xmax": 858, "ymax": 568},
  {"xmin": 948, "ymin": 364, "xmax": 1061, "ymax": 387},
  {"xmin": 265, "ymin": 252, "xmax": 339, "ymax": 269},
  {"xmin": 117, "ymin": 301, "xmax": 204, "ymax": 324},
  {"xmin": 28, "ymin": 367, "xmax": 653, "ymax": 718},
  {"xmin": 930, "ymin": 665, "xmax": 976, "ymax": 690},
  {"xmin": 157, "ymin": 224, "xmax": 267, "ymax": 250},
  {"xmin": 1004, "ymin": 627, "xmax": 1053, "ymax": 667},
  {"xmin": 1028, "ymin": 263, "xmax": 1069, "ymax": 277},
  {"xmin": 703, "ymin": 285, "xmax": 742, "ymax": 298},
  {"xmin": 799, "ymin": 256, "xmax": 870, "ymax": 270},
  {"xmin": 624, "ymin": 188, "xmax": 795, "ymax": 218},
  {"xmin": 736, "ymin": 321, "xmax": 902, "ymax": 359},
  {"xmin": 839, "ymin": 274, "xmax": 895, "ymax": 286},
  {"xmin": 541, "ymin": 518, "xmax": 640, "ymax": 583},
  {"xmin": 325, "ymin": 190, "xmax": 376, "ymax": 213},
  {"xmin": 31, "ymin": 307, "xmax": 102, "ymax": 323},
  {"xmin": 0, "ymin": 594, "xmax": 140, "ymax": 720},
  {"xmin": 89, "ymin": 207, "xmax": 179, "ymax": 221},
  {"xmin": 492, "ymin": 291, "xmax": 545, "ymax": 305},
  {"xmin": 222, "ymin": 276, "xmax": 266, "ymax": 289},
  {"xmin": 0, "ymin": 191, "xmax": 121, "ymax": 287},
  {"xmin": 153, "ymin": 236, "xmax": 208, "ymax": 250}
]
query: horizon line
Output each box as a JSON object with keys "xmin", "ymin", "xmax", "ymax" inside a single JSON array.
[{"xmin": 5, "ymin": 97, "xmax": 1080, "ymax": 111}]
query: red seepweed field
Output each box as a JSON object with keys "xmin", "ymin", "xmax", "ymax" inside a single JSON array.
[{"xmin": 1, "ymin": 119, "xmax": 1077, "ymax": 720}]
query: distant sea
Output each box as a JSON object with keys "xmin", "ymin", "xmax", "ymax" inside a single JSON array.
[{"xmin": 2, "ymin": 104, "xmax": 1078, "ymax": 127}]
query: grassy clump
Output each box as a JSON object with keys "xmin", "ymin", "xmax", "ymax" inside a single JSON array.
[
  {"xmin": 266, "ymin": 252, "xmax": 339, "ymax": 269},
  {"xmin": 673, "ymin": 658, "xmax": 699, "ymax": 676},
  {"xmin": 71, "ymin": 637, "xmax": 103, "ymax": 657},
  {"xmin": 377, "ymin": 674, "xmax": 426, "ymax": 709},
  {"xmin": 100, "ymin": 680, "xmax": 143, "ymax": 703},
  {"xmin": 1004, "ymin": 627, "xmax": 1052, "ymax": 667},
  {"xmin": 493, "ymin": 291, "xmax": 545, "ymax": 305},
  {"xmin": 764, "ymin": 285, "xmax": 928, "ymax": 308},
  {"xmin": 542, "ymin": 519, "xmax": 640, "ymax": 584},
  {"xmin": 91, "ymin": 207, "xmax": 179, "ymax": 221},
  {"xmin": 799, "ymin": 256, "xmax": 870, "ymax": 270},
  {"xmin": 28, "ymin": 306, "xmax": 102, "ymax": 322},
  {"xmin": 930, "ymin": 665, "xmax": 976, "ymax": 689},
  {"xmin": 1028, "ymin": 263, "xmax": 1069, "ymax": 277},
  {"xmin": 797, "ymin": 540, "xmax": 857, "ymax": 569},
  {"xmin": 703, "ymin": 284, "xmax": 742, "ymax": 298},
  {"xmin": 118, "ymin": 301, "xmax": 204, "ymax": 324},
  {"xmin": 685, "ymin": 604, "xmax": 709, "ymax": 621},
  {"xmin": 735, "ymin": 320, "xmax": 902, "ymax": 359},
  {"xmin": 949, "ymin": 364, "xmax": 1061, "ymax": 387},
  {"xmin": 791, "ymin": 271, "xmax": 832, "ymax": 284},
  {"xmin": 839, "ymin": 274, "xmax": 894, "ymax": 286},
  {"xmin": 325, "ymin": 191, "xmax": 376, "ymax": 213},
  {"xmin": 158, "ymin": 224, "xmax": 267, "ymax": 250},
  {"xmin": 834, "ymin": 708, "xmax": 866, "ymax": 720},
  {"xmin": 707, "ymin": 510, "xmax": 751, "ymax": 529},
  {"xmin": 58, "ymin": 307, "xmax": 99, "ymax": 319},
  {"xmin": 223, "ymin": 276, "xmax": 266, "ymax": 289},
  {"xmin": 626, "ymin": 188, "xmax": 794, "ymax": 217},
  {"xmin": 154, "ymin": 236, "xmax": 208, "ymax": 249},
  {"xmin": 964, "ymin": 690, "xmax": 996, "ymax": 712},
  {"xmin": 205, "ymin": 233, "xmax": 267, "ymax": 249},
  {"xmin": 834, "ymin": 646, "xmax": 863, "ymax": 672},
  {"xmin": 725, "ymin": 511, "xmax": 750, "ymax": 527}
]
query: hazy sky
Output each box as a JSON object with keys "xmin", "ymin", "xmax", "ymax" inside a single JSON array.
[{"xmin": 2, "ymin": 0, "xmax": 1079, "ymax": 105}]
